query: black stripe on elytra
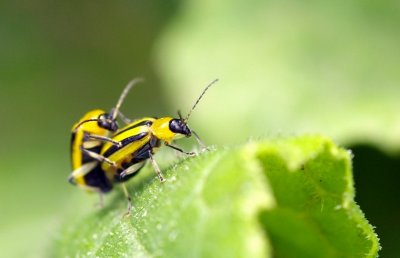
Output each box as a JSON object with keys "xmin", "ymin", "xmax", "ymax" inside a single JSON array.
[
  {"xmin": 119, "ymin": 140, "xmax": 154, "ymax": 170},
  {"xmin": 103, "ymin": 131, "xmax": 149, "ymax": 158},
  {"xmin": 115, "ymin": 137, "xmax": 161, "ymax": 179},
  {"xmin": 130, "ymin": 139, "xmax": 155, "ymax": 163},
  {"xmin": 128, "ymin": 136, "xmax": 160, "ymax": 164},
  {"xmin": 113, "ymin": 120, "xmax": 153, "ymax": 137},
  {"xmin": 70, "ymin": 132, "xmax": 76, "ymax": 161},
  {"xmin": 115, "ymin": 140, "xmax": 157, "ymax": 182}
]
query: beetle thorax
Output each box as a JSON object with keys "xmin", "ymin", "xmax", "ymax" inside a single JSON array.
[{"xmin": 150, "ymin": 117, "xmax": 176, "ymax": 144}]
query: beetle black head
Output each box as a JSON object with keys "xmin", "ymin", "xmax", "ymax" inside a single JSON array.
[
  {"xmin": 97, "ymin": 113, "xmax": 118, "ymax": 132},
  {"xmin": 169, "ymin": 118, "xmax": 191, "ymax": 137}
]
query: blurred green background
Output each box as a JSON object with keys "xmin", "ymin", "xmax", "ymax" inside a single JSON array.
[{"xmin": 0, "ymin": 1, "xmax": 398, "ymax": 257}]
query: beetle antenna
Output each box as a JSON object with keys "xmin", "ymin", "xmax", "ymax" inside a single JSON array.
[
  {"xmin": 73, "ymin": 119, "xmax": 99, "ymax": 132},
  {"xmin": 177, "ymin": 110, "xmax": 184, "ymax": 121},
  {"xmin": 111, "ymin": 77, "xmax": 143, "ymax": 120},
  {"xmin": 184, "ymin": 78, "xmax": 218, "ymax": 123}
]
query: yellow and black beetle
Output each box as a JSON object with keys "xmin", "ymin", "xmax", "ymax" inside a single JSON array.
[
  {"xmin": 99, "ymin": 79, "xmax": 218, "ymax": 211},
  {"xmin": 68, "ymin": 78, "xmax": 141, "ymax": 202}
]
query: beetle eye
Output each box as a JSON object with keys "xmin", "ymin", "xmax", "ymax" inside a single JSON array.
[{"xmin": 169, "ymin": 119, "xmax": 181, "ymax": 133}]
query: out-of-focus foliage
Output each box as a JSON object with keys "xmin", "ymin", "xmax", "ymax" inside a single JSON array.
[
  {"xmin": 157, "ymin": 0, "xmax": 400, "ymax": 152},
  {"xmin": 54, "ymin": 137, "xmax": 379, "ymax": 258}
]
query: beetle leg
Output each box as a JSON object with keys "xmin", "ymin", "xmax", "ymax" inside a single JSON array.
[
  {"xmin": 84, "ymin": 134, "xmax": 122, "ymax": 147},
  {"xmin": 96, "ymin": 192, "xmax": 104, "ymax": 209},
  {"xmin": 119, "ymin": 162, "xmax": 145, "ymax": 180},
  {"xmin": 80, "ymin": 147, "xmax": 117, "ymax": 167},
  {"xmin": 117, "ymin": 110, "xmax": 133, "ymax": 124},
  {"xmin": 165, "ymin": 143, "xmax": 196, "ymax": 156},
  {"xmin": 121, "ymin": 183, "xmax": 132, "ymax": 215},
  {"xmin": 192, "ymin": 130, "xmax": 208, "ymax": 151},
  {"xmin": 69, "ymin": 161, "xmax": 98, "ymax": 185},
  {"xmin": 148, "ymin": 151, "xmax": 166, "ymax": 182}
]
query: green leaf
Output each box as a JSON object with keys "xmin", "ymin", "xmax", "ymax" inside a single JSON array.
[
  {"xmin": 255, "ymin": 136, "xmax": 380, "ymax": 257},
  {"xmin": 53, "ymin": 136, "xmax": 379, "ymax": 257}
]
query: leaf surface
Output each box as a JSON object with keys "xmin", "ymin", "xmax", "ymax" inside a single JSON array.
[{"xmin": 54, "ymin": 136, "xmax": 379, "ymax": 257}]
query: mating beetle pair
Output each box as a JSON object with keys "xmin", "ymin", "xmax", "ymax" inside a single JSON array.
[{"xmin": 69, "ymin": 78, "xmax": 217, "ymax": 211}]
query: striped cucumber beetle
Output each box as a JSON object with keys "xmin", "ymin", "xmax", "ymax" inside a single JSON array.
[
  {"xmin": 68, "ymin": 78, "xmax": 141, "ymax": 204},
  {"xmin": 100, "ymin": 79, "xmax": 218, "ymax": 212}
]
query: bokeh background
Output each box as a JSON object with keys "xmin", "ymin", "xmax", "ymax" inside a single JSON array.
[{"xmin": 0, "ymin": 1, "xmax": 399, "ymax": 257}]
